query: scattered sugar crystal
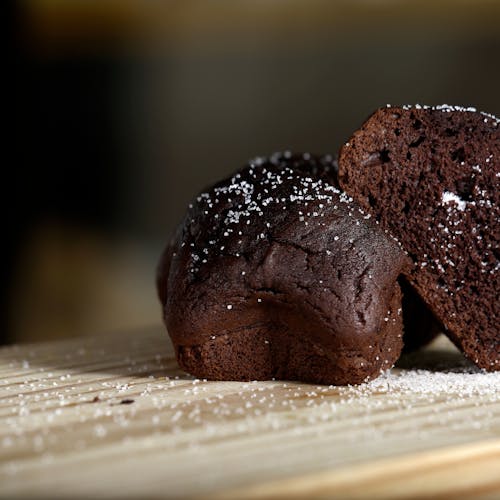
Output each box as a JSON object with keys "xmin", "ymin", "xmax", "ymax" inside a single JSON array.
[{"xmin": 442, "ymin": 191, "xmax": 467, "ymax": 211}]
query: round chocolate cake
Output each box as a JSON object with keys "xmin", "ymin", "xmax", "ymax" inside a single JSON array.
[
  {"xmin": 338, "ymin": 105, "xmax": 499, "ymax": 370},
  {"xmin": 158, "ymin": 153, "xmax": 412, "ymax": 385}
]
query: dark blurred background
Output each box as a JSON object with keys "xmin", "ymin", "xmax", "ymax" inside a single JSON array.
[{"xmin": 8, "ymin": 0, "xmax": 500, "ymax": 344}]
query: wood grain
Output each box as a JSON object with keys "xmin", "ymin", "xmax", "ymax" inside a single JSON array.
[{"xmin": 0, "ymin": 326, "xmax": 499, "ymax": 499}]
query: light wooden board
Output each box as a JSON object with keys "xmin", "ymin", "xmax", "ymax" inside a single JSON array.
[{"xmin": 0, "ymin": 326, "xmax": 499, "ymax": 499}]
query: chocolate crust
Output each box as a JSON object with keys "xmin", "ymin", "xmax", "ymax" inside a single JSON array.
[
  {"xmin": 339, "ymin": 105, "xmax": 499, "ymax": 370},
  {"xmin": 158, "ymin": 153, "xmax": 411, "ymax": 385}
]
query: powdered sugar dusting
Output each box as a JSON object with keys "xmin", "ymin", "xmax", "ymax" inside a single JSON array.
[
  {"xmin": 363, "ymin": 367, "xmax": 499, "ymax": 397},
  {"xmin": 1, "ymin": 331, "xmax": 499, "ymax": 496},
  {"xmin": 394, "ymin": 103, "xmax": 500, "ymax": 125},
  {"xmin": 396, "ymin": 103, "xmax": 476, "ymax": 113},
  {"xmin": 181, "ymin": 153, "xmax": 396, "ymax": 276},
  {"xmin": 441, "ymin": 191, "xmax": 467, "ymax": 211}
]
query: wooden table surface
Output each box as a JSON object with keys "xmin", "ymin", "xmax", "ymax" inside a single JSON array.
[{"xmin": 1, "ymin": 326, "xmax": 499, "ymax": 499}]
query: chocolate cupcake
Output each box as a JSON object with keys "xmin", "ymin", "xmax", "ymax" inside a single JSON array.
[
  {"xmin": 339, "ymin": 105, "xmax": 499, "ymax": 370},
  {"xmin": 158, "ymin": 153, "xmax": 411, "ymax": 385}
]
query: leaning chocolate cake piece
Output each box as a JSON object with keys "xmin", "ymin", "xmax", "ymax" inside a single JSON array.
[
  {"xmin": 339, "ymin": 105, "xmax": 499, "ymax": 370},
  {"xmin": 158, "ymin": 153, "xmax": 412, "ymax": 385}
]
